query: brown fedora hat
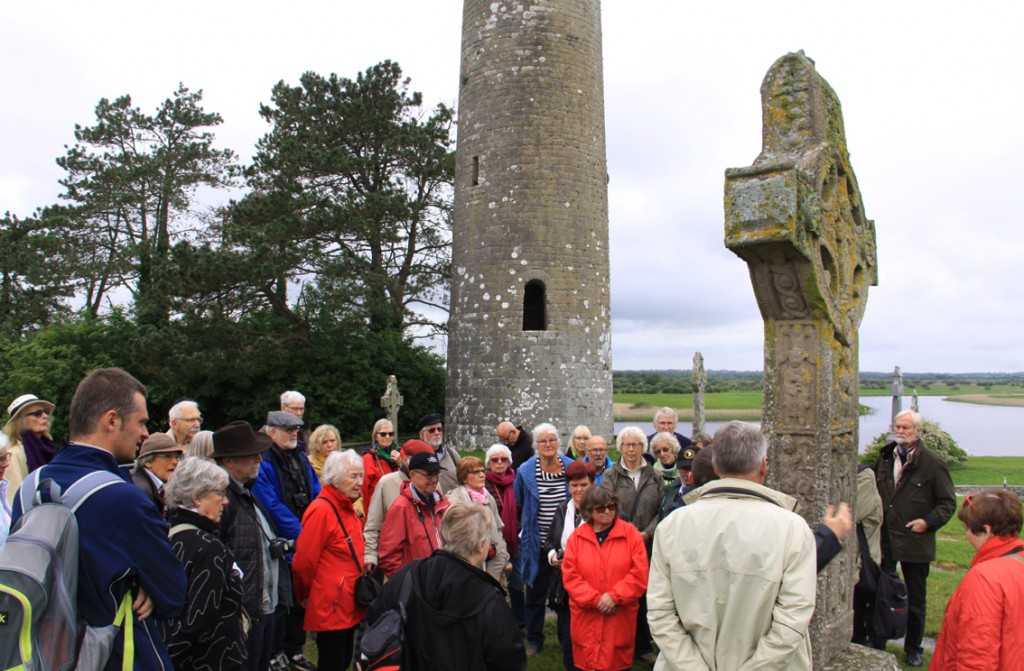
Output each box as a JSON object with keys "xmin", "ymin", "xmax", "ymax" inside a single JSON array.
[{"xmin": 211, "ymin": 420, "xmax": 273, "ymax": 459}]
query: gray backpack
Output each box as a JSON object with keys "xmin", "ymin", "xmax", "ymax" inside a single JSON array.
[{"xmin": 0, "ymin": 469, "xmax": 131, "ymax": 671}]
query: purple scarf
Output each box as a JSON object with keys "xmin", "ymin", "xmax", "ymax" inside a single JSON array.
[
  {"xmin": 22, "ymin": 432, "xmax": 57, "ymax": 472},
  {"xmin": 486, "ymin": 468, "xmax": 518, "ymax": 555}
]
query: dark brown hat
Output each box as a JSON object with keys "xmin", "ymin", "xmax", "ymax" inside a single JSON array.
[{"xmin": 211, "ymin": 421, "xmax": 273, "ymax": 459}]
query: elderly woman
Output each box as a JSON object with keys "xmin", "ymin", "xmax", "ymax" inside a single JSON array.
[
  {"xmin": 649, "ymin": 431, "xmax": 682, "ymax": 485},
  {"xmin": 544, "ymin": 460, "xmax": 597, "ymax": 671},
  {"xmin": 362, "ymin": 418, "xmax": 399, "ymax": 514},
  {"xmin": 162, "ymin": 457, "xmax": 247, "ymax": 671},
  {"xmin": 307, "ymin": 424, "xmax": 342, "ymax": 478},
  {"xmin": 367, "ymin": 502, "xmax": 526, "ymax": 670},
  {"xmin": 132, "ymin": 434, "xmax": 185, "ymax": 516},
  {"xmin": 562, "ymin": 486, "xmax": 648, "ymax": 671},
  {"xmin": 485, "ymin": 443, "xmax": 525, "ymax": 628},
  {"xmin": 567, "ymin": 425, "xmax": 591, "ymax": 460},
  {"xmin": 186, "ymin": 430, "xmax": 214, "ymax": 458},
  {"xmin": 3, "ymin": 394, "xmax": 58, "ymax": 504},
  {"xmin": 600, "ymin": 426, "xmax": 663, "ymax": 664},
  {"xmin": 514, "ymin": 422, "xmax": 574, "ymax": 656},
  {"xmin": 293, "ymin": 449, "xmax": 366, "ymax": 670},
  {"xmin": 447, "ymin": 456, "xmax": 510, "ymax": 582},
  {"xmin": 0, "ymin": 434, "xmax": 11, "ymax": 550},
  {"xmin": 930, "ymin": 490, "xmax": 1024, "ymax": 670}
]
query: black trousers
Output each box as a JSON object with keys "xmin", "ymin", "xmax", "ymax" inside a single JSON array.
[
  {"xmin": 316, "ymin": 627, "xmax": 357, "ymax": 671},
  {"xmin": 896, "ymin": 561, "xmax": 929, "ymax": 654}
]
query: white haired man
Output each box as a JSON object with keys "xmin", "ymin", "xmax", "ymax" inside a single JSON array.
[
  {"xmin": 648, "ymin": 421, "xmax": 816, "ymax": 670},
  {"xmin": 166, "ymin": 400, "xmax": 202, "ymax": 450},
  {"xmin": 280, "ymin": 391, "xmax": 311, "ymax": 452}
]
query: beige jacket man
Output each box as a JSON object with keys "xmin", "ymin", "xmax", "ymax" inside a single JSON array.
[{"xmin": 649, "ymin": 476, "xmax": 816, "ymax": 670}]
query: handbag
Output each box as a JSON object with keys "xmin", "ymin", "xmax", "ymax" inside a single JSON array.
[
  {"xmin": 547, "ymin": 565, "xmax": 567, "ymax": 609},
  {"xmin": 325, "ymin": 499, "xmax": 384, "ymax": 608},
  {"xmin": 856, "ymin": 523, "xmax": 908, "ymax": 640}
]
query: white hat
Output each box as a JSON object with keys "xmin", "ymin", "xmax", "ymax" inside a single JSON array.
[{"xmin": 7, "ymin": 394, "xmax": 56, "ymax": 420}]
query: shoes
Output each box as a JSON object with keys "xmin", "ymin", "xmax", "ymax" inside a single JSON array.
[
  {"xmin": 519, "ymin": 626, "xmax": 528, "ymax": 637},
  {"xmin": 525, "ymin": 644, "xmax": 540, "ymax": 657},
  {"xmin": 269, "ymin": 653, "xmax": 290, "ymax": 671},
  {"xmin": 290, "ymin": 653, "xmax": 317, "ymax": 671},
  {"xmin": 906, "ymin": 651, "xmax": 923, "ymax": 667},
  {"xmin": 639, "ymin": 652, "xmax": 658, "ymax": 665}
]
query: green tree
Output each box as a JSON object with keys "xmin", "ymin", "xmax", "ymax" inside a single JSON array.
[
  {"xmin": 230, "ymin": 61, "xmax": 455, "ymax": 336},
  {"xmin": 860, "ymin": 419, "xmax": 968, "ymax": 466},
  {"xmin": 56, "ymin": 84, "xmax": 238, "ymax": 323}
]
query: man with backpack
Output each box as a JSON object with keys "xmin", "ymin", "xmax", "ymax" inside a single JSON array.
[{"xmin": 10, "ymin": 367, "xmax": 187, "ymax": 670}]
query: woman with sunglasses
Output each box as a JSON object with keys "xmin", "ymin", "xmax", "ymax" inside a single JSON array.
[
  {"xmin": 447, "ymin": 456, "xmax": 509, "ymax": 582},
  {"xmin": 362, "ymin": 418, "xmax": 400, "ymax": 517},
  {"xmin": 929, "ymin": 490, "xmax": 1024, "ymax": 670},
  {"xmin": 3, "ymin": 394, "xmax": 58, "ymax": 504},
  {"xmin": 562, "ymin": 486, "xmax": 648, "ymax": 671}
]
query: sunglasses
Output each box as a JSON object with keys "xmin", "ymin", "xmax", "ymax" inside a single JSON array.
[
  {"xmin": 592, "ymin": 504, "xmax": 616, "ymax": 514},
  {"xmin": 26, "ymin": 409, "xmax": 51, "ymax": 418},
  {"xmin": 423, "ymin": 426, "xmax": 443, "ymax": 434},
  {"xmin": 962, "ymin": 494, "xmax": 977, "ymax": 511},
  {"xmin": 490, "ymin": 457, "xmax": 510, "ymax": 463},
  {"xmin": 378, "ymin": 431, "xmax": 395, "ymax": 437},
  {"xmin": 469, "ymin": 468, "xmax": 486, "ymax": 475}
]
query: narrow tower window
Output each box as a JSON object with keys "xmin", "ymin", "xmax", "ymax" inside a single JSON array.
[
  {"xmin": 523, "ymin": 280, "xmax": 547, "ymax": 331},
  {"xmin": 472, "ymin": 156, "xmax": 480, "ymax": 186}
]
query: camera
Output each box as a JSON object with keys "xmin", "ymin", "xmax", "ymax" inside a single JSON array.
[
  {"xmin": 292, "ymin": 492, "xmax": 309, "ymax": 509},
  {"xmin": 269, "ymin": 538, "xmax": 295, "ymax": 559}
]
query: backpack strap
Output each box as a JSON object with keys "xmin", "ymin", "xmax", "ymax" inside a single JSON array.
[
  {"xmin": 700, "ymin": 485, "xmax": 782, "ymax": 507},
  {"xmin": 62, "ymin": 471, "xmax": 125, "ymax": 512},
  {"xmin": 18, "ymin": 468, "xmax": 123, "ymax": 513}
]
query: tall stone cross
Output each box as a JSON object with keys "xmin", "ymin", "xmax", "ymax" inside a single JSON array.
[
  {"xmin": 379, "ymin": 375, "xmax": 404, "ymax": 431},
  {"xmin": 890, "ymin": 365, "xmax": 904, "ymax": 432},
  {"xmin": 724, "ymin": 51, "xmax": 878, "ymax": 667},
  {"xmin": 691, "ymin": 352, "xmax": 707, "ymax": 437}
]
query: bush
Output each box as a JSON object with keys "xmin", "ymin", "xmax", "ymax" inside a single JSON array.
[{"xmin": 860, "ymin": 418, "xmax": 968, "ymax": 466}]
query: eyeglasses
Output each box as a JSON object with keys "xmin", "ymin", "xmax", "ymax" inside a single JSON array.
[
  {"xmin": 469, "ymin": 469, "xmax": 486, "ymax": 475},
  {"xmin": 537, "ymin": 438, "xmax": 558, "ymax": 445},
  {"xmin": 423, "ymin": 426, "xmax": 443, "ymax": 434},
  {"xmin": 592, "ymin": 504, "xmax": 616, "ymax": 514},
  {"xmin": 155, "ymin": 453, "xmax": 182, "ymax": 461},
  {"xmin": 963, "ymin": 495, "xmax": 977, "ymax": 511},
  {"xmin": 177, "ymin": 416, "xmax": 202, "ymax": 424},
  {"xmin": 205, "ymin": 489, "xmax": 227, "ymax": 498},
  {"xmin": 285, "ymin": 405, "xmax": 305, "ymax": 412},
  {"xmin": 378, "ymin": 431, "xmax": 395, "ymax": 437},
  {"xmin": 284, "ymin": 427, "xmax": 301, "ymax": 434},
  {"xmin": 0, "ymin": 453, "xmax": 10, "ymax": 464},
  {"xmin": 621, "ymin": 442, "xmax": 644, "ymax": 449},
  {"xmin": 490, "ymin": 457, "xmax": 510, "ymax": 464},
  {"xmin": 411, "ymin": 470, "xmax": 440, "ymax": 479},
  {"xmin": 652, "ymin": 447, "xmax": 673, "ymax": 455},
  {"xmin": 26, "ymin": 409, "xmax": 50, "ymax": 418}
]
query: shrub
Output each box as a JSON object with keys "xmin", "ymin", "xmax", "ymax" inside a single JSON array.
[{"xmin": 860, "ymin": 418, "xmax": 967, "ymax": 466}]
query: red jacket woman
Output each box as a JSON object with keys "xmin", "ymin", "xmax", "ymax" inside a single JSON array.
[
  {"xmin": 562, "ymin": 487, "xmax": 649, "ymax": 671},
  {"xmin": 930, "ymin": 490, "xmax": 1024, "ymax": 671},
  {"xmin": 378, "ymin": 473, "xmax": 451, "ymax": 577}
]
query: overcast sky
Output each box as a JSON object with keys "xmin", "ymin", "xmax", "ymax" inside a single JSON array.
[{"xmin": 4, "ymin": 1, "xmax": 1022, "ymax": 373}]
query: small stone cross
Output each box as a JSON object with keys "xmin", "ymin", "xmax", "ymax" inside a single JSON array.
[{"xmin": 380, "ymin": 375, "xmax": 404, "ymax": 430}]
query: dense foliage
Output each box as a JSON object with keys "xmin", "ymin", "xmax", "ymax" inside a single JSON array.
[
  {"xmin": 1, "ymin": 63, "xmax": 450, "ymax": 440},
  {"xmin": 859, "ymin": 419, "xmax": 969, "ymax": 466}
]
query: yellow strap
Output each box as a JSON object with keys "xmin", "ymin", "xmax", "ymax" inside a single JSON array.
[
  {"xmin": 0, "ymin": 584, "xmax": 32, "ymax": 669},
  {"xmin": 111, "ymin": 591, "xmax": 134, "ymax": 671}
]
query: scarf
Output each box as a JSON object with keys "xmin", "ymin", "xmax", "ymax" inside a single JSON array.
[
  {"xmin": 486, "ymin": 468, "xmax": 518, "ymax": 554},
  {"xmin": 371, "ymin": 441, "xmax": 395, "ymax": 465},
  {"xmin": 653, "ymin": 459, "xmax": 678, "ymax": 483},
  {"xmin": 467, "ymin": 486, "xmax": 489, "ymax": 505},
  {"xmin": 21, "ymin": 432, "xmax": 57, "ymax": 472}
]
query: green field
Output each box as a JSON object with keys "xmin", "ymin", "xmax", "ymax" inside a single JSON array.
[{"xmin": 948, "ymin": 456, "xmax": 1024, "ymax": 485}]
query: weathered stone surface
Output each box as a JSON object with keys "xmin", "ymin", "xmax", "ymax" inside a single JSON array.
[
  {"xmin": 446, "ymin": 0, "xmax": 613, "ymax": 449},
  {"xmin": 821, "ymin": 645, "xmax": 900, "ymax": 671},
  {"xmin": 724, "ymin": 51, "xmax": 878, "ymax": 669},
  {"xmin": 691, "ymin": 352, "xmax": 706, "ymax": 437}
]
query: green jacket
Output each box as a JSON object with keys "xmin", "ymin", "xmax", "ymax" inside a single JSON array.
[
  {"xmin": 599, "ymin": 460, "xmax": 663, "ymax": 542},
  {"xmin": 874, "ymin": 441, "xmax": 956, "ymax": 563}
]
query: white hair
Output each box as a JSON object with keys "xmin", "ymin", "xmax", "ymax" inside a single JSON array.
[
  {"xmin": 649, "ymin": 431, "xmax": 681, "ymax": 455},
  {"xmin": 711, "ymin": 421, "xmax": 767, "ymax": 476},
  {"xmin": 616, "ymin": 426, "xmax": 648, "ymax": 452},
  {"xmin": 654, "ymin": 406, "xmax": 678, "ymax": 423},
  {"xmin": 281, "ymin": 390, "xmax": 306, "ymax": 406},
  {"xmin": 165, "ymin": 457, "xmax": 228, "ymax": 509},
  {"xmin": 895, "ymin": 409, "xmax": 923, "ymax": 430},
  {"xmin": 485, "ymin": 443, "xmax": 512, "ymax": 466},
  {"xmin": 532, "ymin": 422, "xmax": 560, "ymax": 454},
  {"xmin": 168, "ymin": 400, "xmax": 199, "ymax": 422},
  {"xmin": 321, "ymin": 449, "xmax": 363, "ymax": 488},
  {"xmin": 441, "ymin": 502, "xmax": 492, "ymax": 560}
]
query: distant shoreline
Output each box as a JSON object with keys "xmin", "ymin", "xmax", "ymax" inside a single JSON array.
[
  {"xmin": 613, "ymin": 403, "xmax": 760, "ymax": 422},
  {"xmin": 944, "ymin": 394, "xmax": 1024, "ymax": 408}
]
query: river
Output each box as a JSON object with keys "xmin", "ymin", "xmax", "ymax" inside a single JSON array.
[{"xmin": 613, "ymin": 395, "xmax": 1024, "ymax": 457}]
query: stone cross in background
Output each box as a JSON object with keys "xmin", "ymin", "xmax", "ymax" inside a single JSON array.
[
  {"xmin": 911, "ymin": 389, "xmax": 919, "ymax": 413},
  {"xmin": 724, "ymin": 51, "xmax": 878, "ymax": 667},
  {"xmin": 379, "ymin": 375, "xmax": 403, "ymax": 431},
  {"xmin": 890, "ymin": 365, "xmax": 904, "ymax": 433},
  {"xmin": 691, "ymin": 351, "xmax": 707, "ymax": 437}
]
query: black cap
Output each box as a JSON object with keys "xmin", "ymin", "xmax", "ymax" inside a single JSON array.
[
  {"xmin": 408, "ymin": 452, "xmax": 441, "ymax": 473},
  {"xmin": 679, "ymin": 446, "xmax": 701, "ymax": 469},
  {"xmin": 416, "ymin": 412, "xmax": 443, "ymax": 431}
]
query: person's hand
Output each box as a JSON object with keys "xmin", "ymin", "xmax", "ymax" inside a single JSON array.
[
  {"xmin": 132, "ymin": 587, "xmax": 154, "ymax": 621},
  {"xmin": 906, "ymin": 518, "xmax": 929, "ymax": 533},
  {"xmin": 640, "ymin": 531, "xmax": 650, "ymax": 544},
  {"xmin": 597, "ymin": 593, "xmax": 617, "ymax": 615},
  {"xmin": 365, "ymin": 562, "xmax": 377, "ymax": 574},
  {"xmin": 548, "ymin": 550, "xmax": 562, "ymax": 567},
  {"xmin": 823, "ymin": 503, "xmax": 853, "ymax": 541},
  {"xmin": 390, "ymin": 450, "xmax": 401, "ymax": 464},
  {"xmin": 503, "ymin": 561, "xmax": 513, "ymax": 576}
]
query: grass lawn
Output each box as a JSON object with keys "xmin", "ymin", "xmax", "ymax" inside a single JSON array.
[{"xmin": 948, "ymin": 456, "xmax": 1024, "ymax": 485}]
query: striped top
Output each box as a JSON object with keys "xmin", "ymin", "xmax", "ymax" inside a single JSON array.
[{"xmin": 535, "ymin": 460, "xmax": 567, "ymax": 541}]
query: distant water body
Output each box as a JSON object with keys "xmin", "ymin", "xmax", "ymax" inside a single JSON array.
[{"xmin": 613, "ymin": 395, "xmax": 1023, "ymax": 457}]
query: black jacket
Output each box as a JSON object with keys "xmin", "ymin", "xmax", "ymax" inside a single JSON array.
[
  {"xmin": 368, "ymin": 550, "xmax": 526, "ymax": 671},
  {"xmin": 509, "ymin": 427, "xmax": 534, "ymax": 471},
  {"xmin": 162, "ymin": 508, "xmax": 247, "ymax": 671}
]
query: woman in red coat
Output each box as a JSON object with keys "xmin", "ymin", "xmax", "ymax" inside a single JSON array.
[
  {"xmin": 930, "ymin": 489, "xmax": 1024, "ymax": 671},
  {"xmin": 293, "ymin": 449, "xmax": 367, "ymax": 670},
  {"xmin": 562, "ymin": 486, "xmax": 649, "ymax": 671},
  {"xmin": 362, "ymin": 418, "xmax": 399, "ymax": 513}
]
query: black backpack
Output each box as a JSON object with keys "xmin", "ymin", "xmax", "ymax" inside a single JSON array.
[
  {"xmin": 855, "ymin": 523, "xmax": 909, "ymax": 640},
  {"xmin": 354, "ymin": 568, "xmax": 415, "ymax": 671}
]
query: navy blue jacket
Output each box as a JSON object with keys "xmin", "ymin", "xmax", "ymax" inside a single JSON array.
[{"xmin": 12, "ymin": 442, "xmax": 187, "ymax": 671}]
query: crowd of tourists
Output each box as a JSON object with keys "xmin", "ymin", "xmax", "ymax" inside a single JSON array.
[{"xmin": 1, "ymin": 370, "xmax": 1021, "ymax": 671}]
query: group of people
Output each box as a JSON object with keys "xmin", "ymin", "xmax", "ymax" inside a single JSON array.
[{"xmin": 1, "ymin": 374, "xmax": 1021, "ymax": 671}]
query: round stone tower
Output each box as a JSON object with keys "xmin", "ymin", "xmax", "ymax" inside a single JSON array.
[{"xmin": 446, "ymin": 0, "xmax": 613, "ymax": 449}]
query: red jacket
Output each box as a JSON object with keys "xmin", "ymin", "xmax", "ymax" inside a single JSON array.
[
  {"xmin": 292, "ymin": 486, "xmax": 366, "ymax": 631},
  {"xmin": 362, "ymin": 449, "xmax": 397, "ymax": 517},
  {"xmin": 378, "ymin": 480, "xmax": 451, "ymax": 578},
  {"xmin": 930, "ymin": 535, "xmax": 1024, "ymax": 671},
  {"xmin": 562, "ymin": 518, "xmax": 649, "ymax": 671}
]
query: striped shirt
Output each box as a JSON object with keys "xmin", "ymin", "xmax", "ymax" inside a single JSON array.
[{"xmin": 535, "ymin": 460, "xmax": 567, "ymax": 541}]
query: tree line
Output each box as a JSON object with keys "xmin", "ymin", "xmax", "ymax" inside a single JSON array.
[{"xmin": 1, "ymin": 62, "xmax": 451, "ymax": 440}]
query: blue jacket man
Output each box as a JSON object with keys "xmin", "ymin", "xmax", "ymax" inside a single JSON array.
[{"xmin": 12, "ymin": 368, "xmax": 186, "ymax": 671}]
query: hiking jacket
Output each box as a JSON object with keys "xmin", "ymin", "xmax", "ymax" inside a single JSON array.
[
  {"xmin": 648, "ymin": 478, "xmax": 816, "ymax": 671},
  {"xmin": 293, "ymin": 485, "xmax": 366, "ymax": 631},
  {"xmin": 513, "ymin": 453, "xmax": 574, "ymax": 586},
  {"xmin": 377, "ymin": 480, "xmax": 451, "ymax": 577},
  {"xmin": 875, "ymin": 441, "xmax": 956, "ymax": 563},
  {"xmin": 599, "ymin": 459, "xmax": 664, "ymax": 542},
  {"xmin": 367, "ymin": 550, "xmax": 526, "ymax": 671},
  {"xmin": 562, "ymin": 519, "xmax": 649, "ymax": 671},
  {"xmin": 252, "ymin": 443, "xmax": 321, "ymax": 541},
  {"xmin": 162, "ymin": 508, "xmax": 247, "ymax": 671},
  {"xmin": 11, "ymin": 442, "xmax": 187, "ymax": 671}
]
